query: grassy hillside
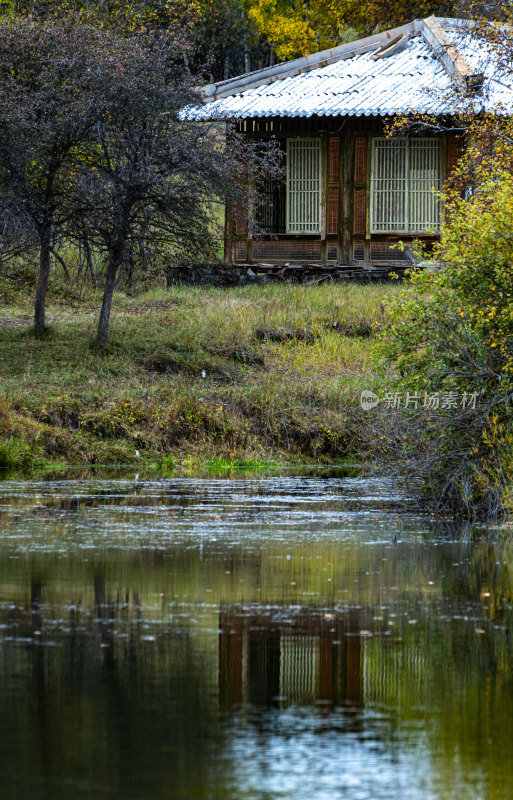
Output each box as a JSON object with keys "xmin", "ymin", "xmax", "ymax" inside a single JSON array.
[{"xmin": 0, "ymin": 282, "xmax": 398, "ymax": 471}]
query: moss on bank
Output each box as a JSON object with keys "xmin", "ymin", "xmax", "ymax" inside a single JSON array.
[{"xmin": 0, "ymin": 282, "xmax": 397, "ymax": 470}]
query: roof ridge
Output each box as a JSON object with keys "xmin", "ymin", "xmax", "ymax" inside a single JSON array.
[
  {"xmin": 201, "ymin": 16, "xmax": 484, "ymax": 103},
  {"xmin": 202, "ymin": 21, "xmax": 421, "ymax": 101},
  {"xmin": 423, "ymin": 15, "xmax": 483, "ymax": 94}
]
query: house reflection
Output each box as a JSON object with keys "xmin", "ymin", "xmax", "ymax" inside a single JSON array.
[{"xmin": 219, "ymin": 605, "xmax": 377, "ymax": 710}]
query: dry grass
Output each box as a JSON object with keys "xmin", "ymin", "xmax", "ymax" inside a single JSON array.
[{"xmin": 0, "ymin": 281, "xmax": 400, "ymax": 469}]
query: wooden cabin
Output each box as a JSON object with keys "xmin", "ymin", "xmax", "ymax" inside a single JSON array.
[{"xmin": 193, "ymin": 16, "xmax": 510, "ymax": 269}]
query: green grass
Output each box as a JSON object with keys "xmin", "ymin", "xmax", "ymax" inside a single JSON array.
[
  {"xmin": 0, "ymin": 281, "xmax": 399, "ymax": 469},
  {"xmin": 204, "ymin": 457, "xmax": 280, "ymax": 469}
]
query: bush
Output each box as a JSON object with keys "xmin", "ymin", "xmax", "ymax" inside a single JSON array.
[
  {"xmin": 374, "ymin": 171, "xmax": 513, "ymax": 519},
  {"xmin": 0, "ymin": 438, "xmax": 40, "ymax": 472}
]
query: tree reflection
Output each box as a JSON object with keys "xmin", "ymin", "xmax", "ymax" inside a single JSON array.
[{"xmin": 0, "ymin": 479, "xmax": 513, "ymax": 798}]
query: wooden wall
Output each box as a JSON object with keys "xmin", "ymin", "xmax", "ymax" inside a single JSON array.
[{"xmin": 229, "ymin": 116, "xmax": 460, "ymax": 266}]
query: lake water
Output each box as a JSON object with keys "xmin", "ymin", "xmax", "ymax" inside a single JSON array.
[{"xmin": 0, "ymin": 474, "xmax": 512, "ymax": 800}]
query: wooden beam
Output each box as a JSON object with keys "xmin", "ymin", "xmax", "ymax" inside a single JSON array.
[
  {"xmin": 202, "ymin": 21, "xmax": 421, "ymax": 101},
  {"xmin": 422, "ymin": 16, "xmax": 484, "ymax": 94},
  {"xmin": 372, "ymin": 34, "xmax": 410, "ymax": 61}
]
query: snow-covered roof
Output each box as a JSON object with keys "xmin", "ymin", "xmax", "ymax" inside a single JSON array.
[{"xmin": 190, "ymin": 17, "xmax": 513, "ymax": 120}]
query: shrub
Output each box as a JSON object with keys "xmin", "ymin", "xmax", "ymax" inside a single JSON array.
[
  {"xmin": 374, "ymin": 171, "xmax": 513, "ymax": 519},
  {"xmin": 0, "ymin": 438, "xmax": 39, "ymax": 472}
]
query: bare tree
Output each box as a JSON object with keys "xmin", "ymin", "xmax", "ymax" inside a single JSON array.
[
  {"xmin": 70, "ymin": 31, "xmax": 281, "ymax": 343},
  {"xmin": 0, "ymin": 18, "xmax": 128, "ymax": 332},
  {"xmin": 0, "ymin": 19, "xmax": 281, "ymax": 341}
]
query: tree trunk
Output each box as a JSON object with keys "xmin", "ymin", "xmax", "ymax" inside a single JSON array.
[
  {"xmin": 34, "ymin": 223, "xmax": 52, "ymax": 333},
  {"xmin": 244, "ymin": 40, "xmax": 250, "ymax": 74},
  {"xmin": 97, "ymin": 258, "xmax": 120, "ymax": 344}
]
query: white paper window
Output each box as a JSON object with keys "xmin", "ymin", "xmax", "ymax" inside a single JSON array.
[
  {"xmin": 286, "ymin": 138, "xmax": 321, "ymax": 233},
  {"xmin": 371, "ymin": 138, "xmax": 441, "ymax": 234}
]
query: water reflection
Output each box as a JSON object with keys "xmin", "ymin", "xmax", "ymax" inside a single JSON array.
[
  {"xmin": 219, "ymin": 605, "xmax": 366, "ymax": 709},
  {"xmin": 0, "ymin": 477, "xmax": 512, "ymax": 799}
]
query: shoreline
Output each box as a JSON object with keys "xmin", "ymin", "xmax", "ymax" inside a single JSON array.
[{"xmin": 1, "ymin": 282, "xmax": 393, "ymax": 474}]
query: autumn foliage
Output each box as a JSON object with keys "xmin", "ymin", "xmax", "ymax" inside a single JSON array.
[
  {"xmin": 374, "ymin": 147, "xmax": 513, "ymax": 519},
  {"xmin": 0, "ymin": 0, "xmax": 464, "ymax": 77}
]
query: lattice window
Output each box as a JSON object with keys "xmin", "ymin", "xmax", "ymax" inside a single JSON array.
[
  {"xmin": 279, "ymin": 635, "xmax": 317, "ymax": 704},
  {"xmin": 286, "ymin": 138, "xmax": 321, "ymax": 233},
  {"xmin": 327, "ymin": 187, "xmax": 339, "ymax": 235},
  {"xmin": 409, "ymin": 140, "xmax": 441, "ymax": 232},
  {"xmin": 353, "ymin": 188, "xmax": 366, "ymax": 235},
  {"xmin": 371, "ymin": 139, "xmax": 407, "ymax": 232},
  {"xmin": 370, "ymin": 138, "xmax": 441, "ymax": 234},
  {"xmin": 253, "ymin": 240, "xmax": 321, "ymax": 261},
  {"xmin": 447, "ymin": 135, "xmax": 461, "ymax": 174},
  {"xmin": 370, "ymin": 241, "xmax": 408, "ymax": 261},
  {"xmin": 353, "ymin": 242, "xmax": 365, "ymax": 261},
  {"xmin": 235, "ymin": 193, "xmax": 248, "ymax": 236},
  {"xmin": 355, "ymin": 137, "xmax": 367, "ymax": 183},
  {"xmin": 328, "ymin": 137, "xmax": 340, "ymax": 182},
  {"xmin": 235, "ymin": 241, "xmax": 247, "ymax": 262},
  {"xmin": 327, "ymin": 243, "xmax": 338, "ymax": 261}
]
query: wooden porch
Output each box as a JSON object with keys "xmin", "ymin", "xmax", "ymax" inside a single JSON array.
[{"xmin": 228, "ymin": 116, "xmax": 459, "ymax": 268}]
